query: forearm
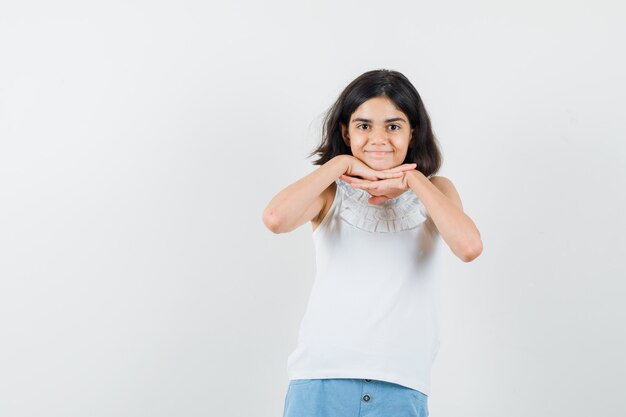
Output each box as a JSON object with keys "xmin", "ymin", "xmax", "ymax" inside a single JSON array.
[
  {"xmin": 263, "ymin": 155, "xmax": 348, "ymax": 231},
  {"xmin": 405, "ymin": 170, "xmax": 482, "ymax": 261}
]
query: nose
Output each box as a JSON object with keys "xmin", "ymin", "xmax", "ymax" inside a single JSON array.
[{"xmin": 368, "ymin": 126, "xmax": 389, "ymax": 144}]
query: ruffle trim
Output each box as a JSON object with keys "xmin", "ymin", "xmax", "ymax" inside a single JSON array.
[{"xmin": 336, "ymin": 179, "xmax": 428, "ymax": 233}]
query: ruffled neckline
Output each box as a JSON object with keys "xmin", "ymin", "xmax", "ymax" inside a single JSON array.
[{"xmin": 336, "ymin": 179, "xmax": 428, "ymax": 233}]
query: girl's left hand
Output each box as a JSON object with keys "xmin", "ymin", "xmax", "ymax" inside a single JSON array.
[{"xmin": 340, "ymin": 171, "xmax": 412, "ymax": 205}]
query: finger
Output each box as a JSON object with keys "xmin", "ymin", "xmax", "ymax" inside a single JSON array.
[
  {"xmin": 374, "ymin": 170, "xmax": 403, "ymax": 178},
  {"xmin": 352, "ymin": 182, "xmax": 382, "ymax": 193},
  {"xmin": 340, "ymin": 175, "xmax": 369, "ymax": 185},
  {"xmin": 355, "ymin": 184, "xmax": 386, "ymax": 196},
  {"xmin": 378, "ymin": 172, "xmax": 404, "ymax": 179},
  {"xmin": 354, "ymin": 184, "xmax": 386, "ymax": 198},
  {"xmin": 399, "ymin": 163, "xmax": 417, "ymax": 171},
  {"xmin": 381, "ymin": 163, "xmax": 416, "ymax": 173},
  {"xmin": 359, "ymin": 178, "xmax": 392, "ymax": 190},
  {"xmin": 394, "ymin": 164, "xmax": 417, "ymax": 172},
  {"xmin": 351, "ymin": 181, "xmax": 373, "ymax": 189},
  {"xmin": 368, "ymin": 195, "xmax": 389, "ymax": 205}
]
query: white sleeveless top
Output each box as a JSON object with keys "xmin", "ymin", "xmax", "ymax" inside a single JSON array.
[{"xmin": 286, "ymin": 178, "xmax": 445, "ymax": 395}]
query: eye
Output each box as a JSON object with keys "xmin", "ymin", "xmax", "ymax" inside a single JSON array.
[
  {"xmin": 357, "ymin": 124, "xmax": 369, "ymax": 130},
  {"xmin": 388, "ymin": 124, "xmax": 400, "ymax": 131}
]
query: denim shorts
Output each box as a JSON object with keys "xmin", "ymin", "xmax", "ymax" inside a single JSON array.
[{"xmin": 282, "ymin": 378, "xmax": 429, "ymax": 417}]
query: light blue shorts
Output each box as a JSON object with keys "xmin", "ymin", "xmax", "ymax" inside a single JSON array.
[{"xmin": 282, "ymin": 378, "xmax": 429, "ymax": 417}]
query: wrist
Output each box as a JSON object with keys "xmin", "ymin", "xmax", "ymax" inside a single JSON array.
[
  {"xmin": 403, "ymin": 169, "xmax": 424, "ymax": 188},
  {"xmin": 333, "ymin": 154, "xmax": 352, "ymax": 175}
]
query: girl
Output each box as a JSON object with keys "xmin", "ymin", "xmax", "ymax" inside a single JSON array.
[{"xmin": 263, "ymin": 69, "xmax": 482, "ymax": 417}]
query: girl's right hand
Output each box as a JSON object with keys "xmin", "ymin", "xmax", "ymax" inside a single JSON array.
[{"xmin": 342, "ymin": 155, "xmax": 416, "ymax": 181}]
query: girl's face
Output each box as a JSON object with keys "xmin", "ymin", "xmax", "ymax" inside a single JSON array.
[{"xmin": 340, "ymin": 96, "xmax": 414, "ymax": 171}]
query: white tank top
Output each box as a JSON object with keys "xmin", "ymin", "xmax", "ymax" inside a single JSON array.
[{"xmin": 286, "ymin": 178, "xmax": 445, "ymax": 395}]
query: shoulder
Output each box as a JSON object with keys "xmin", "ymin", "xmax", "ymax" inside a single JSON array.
[
  {"xmin": 429, "ymin": 175, "xmax": 464, "ymax": 211},
  {"xmin": 429, "ymin": 175, "xmax": 453, "ymax": 188}
]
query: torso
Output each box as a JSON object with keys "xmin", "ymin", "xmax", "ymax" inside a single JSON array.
[{"xmin": 289, "ymin": 176, "xmax": 444, "ymax": 394}]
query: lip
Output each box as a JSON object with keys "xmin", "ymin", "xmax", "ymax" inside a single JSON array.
[{"xmin": 365, "ymin": 151, "xmax": 392, "ymax": 155}]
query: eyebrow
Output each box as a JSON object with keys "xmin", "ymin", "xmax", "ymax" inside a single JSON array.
[{"xmin": 351, "ymin": 117, "xmax": 407, "ymax": 124}]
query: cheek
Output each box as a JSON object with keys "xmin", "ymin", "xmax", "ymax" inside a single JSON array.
[
  {"xmin": 391, "ymin": 135, "xmax": 411, "ymax": 147},
  {"xmin": 350, "ymin": 133, "xmax": 368, "ymax": 146}
]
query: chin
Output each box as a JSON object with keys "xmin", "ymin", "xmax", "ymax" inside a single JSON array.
[
  {"xmin": 366, "ymin": 160, "xmax": 395, "ymax": 170},
  {"xmin": 356, "ymin": 155, "xmax": 397, "ymax": 171}
]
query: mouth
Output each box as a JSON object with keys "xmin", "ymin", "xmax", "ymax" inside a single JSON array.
[{"xmin": 365, "ymin": 151, "xmax": 392, "ymax": 156}]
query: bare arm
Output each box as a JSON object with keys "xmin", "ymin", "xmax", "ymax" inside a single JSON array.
[
  {"xmin": 404, "ymin": 171, "xmax": 483, "ymax": 262},
  {"xmin": 262, "ymin": 155, "xmax": 349, "ymax": 234}
]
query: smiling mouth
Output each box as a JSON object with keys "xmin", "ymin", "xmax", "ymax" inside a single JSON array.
[{"xmin": 366, "ymin": 151, "xmax": 392, "ymax": 155}]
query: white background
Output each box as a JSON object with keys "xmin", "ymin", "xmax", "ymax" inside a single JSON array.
[{"xmin": 1, "ymin": 1, "xmax": 625, "ymax": 416}]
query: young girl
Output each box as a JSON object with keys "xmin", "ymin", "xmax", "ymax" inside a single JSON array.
[{"xmin": 263, "ymin": 69, "xmax": 482, "ymax": 417}]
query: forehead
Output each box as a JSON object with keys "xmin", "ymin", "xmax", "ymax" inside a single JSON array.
[{"xmin": 351, "ymin": 96, "xmax": 407, "ymax": 120}]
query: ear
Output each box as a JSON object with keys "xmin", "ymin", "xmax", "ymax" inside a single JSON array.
[
  {"xmin": 408, "ymin": 128, "xmax": 415, "ymax": 148},
  {"xmin": 340, "ymin": 123, "xmax": 350, "ymax": 145}
]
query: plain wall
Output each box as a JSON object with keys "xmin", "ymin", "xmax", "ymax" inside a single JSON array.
[{"xmin": 1, "ymin": 1, "xmax": 625, "ymax": 416}]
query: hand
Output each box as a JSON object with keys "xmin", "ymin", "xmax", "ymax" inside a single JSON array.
[
  {"xmin": 340, "ymin": 160, "xmax": 416, "ymax": 205},
  {"xmin": 342, "ymin": 155, "xmax": 412, "ymax": 182},
  {"xmin": 340, "ymin": 174, "xmax": 411, "ymax": 205}
]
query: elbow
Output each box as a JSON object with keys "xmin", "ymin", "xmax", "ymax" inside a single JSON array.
[
  {"xmin": 262, "ymin": 208, "xmax": 284, "ymax": 234},
  {"xmin": 461, "ymin": 238, "xmax": 483, "ymax": 263}
]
